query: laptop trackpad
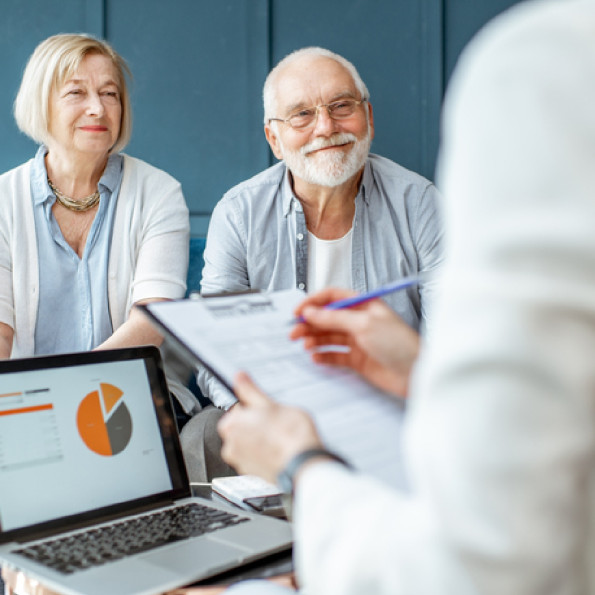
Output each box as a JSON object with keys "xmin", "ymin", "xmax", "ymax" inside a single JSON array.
[{"xmin": 142, "ymin": 538, "xmax": 245, "ymax": 574}]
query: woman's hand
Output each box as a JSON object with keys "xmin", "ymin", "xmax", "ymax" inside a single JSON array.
[
  {"xmin": 218, "ymin": 373, "xmax": 323, "ymax": 485},
  {"xmin": 1, "ymin": 567, "xmax": 61, "ymax": 595},
  {"xmin": 291, "ymin": 288, "xmax": 420, "ymax": 398},
  {"xmin": 95, "ymin": 299, "xmax": 165, "ymax": 351},
  {"xmin": 0, "ymin": 321, "xmax": 14, "ymax": 359}
]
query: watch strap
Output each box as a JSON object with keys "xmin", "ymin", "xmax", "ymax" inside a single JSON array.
[{"xmin": 277, "ymin": 447, "xmax": 351, "ymax": 495}]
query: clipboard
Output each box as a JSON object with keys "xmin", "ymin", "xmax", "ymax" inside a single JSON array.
[
  {"xmin": 139, "ymin": 289, "xmax": 410, "ymax": 491},
  {"xmin": 139, "ymin": 290, "xmax": 264, "ymax": 394}
]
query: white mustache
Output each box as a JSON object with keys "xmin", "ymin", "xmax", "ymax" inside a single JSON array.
[{"xmin": 301, "ymin": 133, "xmax": 358, "ymax": 155}]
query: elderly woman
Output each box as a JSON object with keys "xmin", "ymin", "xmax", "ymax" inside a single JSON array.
[{"xmin": 0, "ymin": 34, "xmax": 198, "ymax": 413}]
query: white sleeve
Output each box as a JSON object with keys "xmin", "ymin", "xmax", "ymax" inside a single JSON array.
[
  {"xmin": 130, "ymin": 176, "xmax": 189, "ymax": 303},
  {"xmin": 0, "ymin": 212, "xmax": 13, "ymax": 328},
  {"xmin": 195, "ymin": 366, "xmax": 237, "ymax": 410},
  {"xmin": 294, "ymin": 463, "xmax": 453, "ymax": 595}
]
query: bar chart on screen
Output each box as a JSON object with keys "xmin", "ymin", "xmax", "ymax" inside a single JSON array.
[{"xmin": 0, "ymin": 389, "xmax": 62, "ymax": 471}]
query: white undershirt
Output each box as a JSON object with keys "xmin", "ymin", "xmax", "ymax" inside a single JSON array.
[{"xmin": 307, "ymin": 228, "xmax": 353, "ymax": 293}]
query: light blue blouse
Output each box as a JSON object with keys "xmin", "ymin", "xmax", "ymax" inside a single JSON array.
[{"xmin": 31, "ymin": 146, "xmax": 123, "ymax": 355}]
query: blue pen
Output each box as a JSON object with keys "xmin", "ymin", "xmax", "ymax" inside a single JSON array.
[{"xmin": 292, "ymin": 274, "xmax": 423, "ymax": 324}]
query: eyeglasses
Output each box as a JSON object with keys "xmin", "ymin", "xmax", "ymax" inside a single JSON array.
[{"xmin": 268, "ymin": 98, "xmax": 367, "ymax": 130}]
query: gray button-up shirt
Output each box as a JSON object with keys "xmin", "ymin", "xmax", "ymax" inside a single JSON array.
[{"xmin": 199, "ymin": 153, "xmax": 443, "ymax": 407}]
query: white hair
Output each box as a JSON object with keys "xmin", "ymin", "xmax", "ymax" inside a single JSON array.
[
  {"xmin": 14, "ymin": 33, "xmax": 132, "ymax": 152},
  {"xmin": 263, "ymin": 47, "xmax": 370, "ymax": 124}
]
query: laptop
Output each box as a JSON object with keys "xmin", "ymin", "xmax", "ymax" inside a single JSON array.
[{"xmin": 0, "ymin": 346, "xmax": 292, "ymax": 595}]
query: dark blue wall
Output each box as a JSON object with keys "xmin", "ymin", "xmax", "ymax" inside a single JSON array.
[{"xmin": 0, "ymin": 0, "xmax": 522, "ymax": 236}]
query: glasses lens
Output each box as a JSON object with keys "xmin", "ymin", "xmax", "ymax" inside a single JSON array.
[
  {"xmin": 286, "ymin": 100, "xmax": 362, "ymax": 129},
  {"xmin": 328, "ymin": 100, "xmax": 358, "ymax": 119},
  {"xmin": 289, "ymin": 108, "xmax": 317, "ymax": 129}
]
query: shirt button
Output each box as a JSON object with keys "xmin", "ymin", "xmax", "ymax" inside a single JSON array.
[
  {"xmin": 296, "ymin": 233, "xmax": 304, "ymax": 241},
  {"xmin": 298, "ymin": 282, "xmax": 305, "ymax": 290}
]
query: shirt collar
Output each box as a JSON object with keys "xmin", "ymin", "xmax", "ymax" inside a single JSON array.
[
  {"xmin": 281, "ymin": 166, "xmax": 300, "ymax": 217},
  {"xmin": 99, "ymin": 152, "xmax": 123, "ymax": 194},
  {"xmin": 280, "ymin": 156, "xmax": 372, "ymax": 216},
  {"xmin": 359, "ymin": 157, "xmax": 373, "ymax": 205},
  {"xmin": 31, "ymin": 146, "xmax": 53, "ymax": 206},
  {"xmin": 31, "ymin": 145, "xmax": 123, "ymax": 206}
]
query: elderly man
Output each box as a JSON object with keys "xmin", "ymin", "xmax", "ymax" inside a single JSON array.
[{"xmin": 198, "ymin": 47, "xmax": 443, "ymax": 409}]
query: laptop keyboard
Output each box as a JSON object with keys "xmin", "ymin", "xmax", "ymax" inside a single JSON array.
[{"xmin": 14, "ymin": 502, "xmax": 249, "ymax": 574}]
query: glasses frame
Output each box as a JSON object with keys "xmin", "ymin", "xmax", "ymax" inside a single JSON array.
[{"xmin": 268, "ymin": 97, "xmax": 368, "ymax": 130}]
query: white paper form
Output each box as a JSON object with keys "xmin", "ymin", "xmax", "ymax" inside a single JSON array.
[{"xmin": 144, "ymin": 290, "xmax": 409, "ymax": 491}]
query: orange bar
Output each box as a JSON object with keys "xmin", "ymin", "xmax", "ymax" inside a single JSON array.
[
  {"xmin": 0, "ymin": 392, "xmax": 22, "ymax": 398},
  {"xmin": 0, "ymin": 403, "xmax": 53, "ymax": 417}
]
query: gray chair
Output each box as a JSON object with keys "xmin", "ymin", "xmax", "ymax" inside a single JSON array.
[{"xmin": 179, "ymin": 405, "xmax": 236, "ymax": 482}]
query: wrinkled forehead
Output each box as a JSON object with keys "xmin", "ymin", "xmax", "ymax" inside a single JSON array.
[
  {"xmin": 274, "ymin": 56, "xmax": 359, "ymax": 114},
  {"xmin": 54, "ymin": 51, "xmax": 121, "ymax": 91}
]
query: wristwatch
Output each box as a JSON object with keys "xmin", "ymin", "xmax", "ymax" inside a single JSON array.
[{"xmin": 277, "ymin": 447, "xmax": 351, "ymax": 496}]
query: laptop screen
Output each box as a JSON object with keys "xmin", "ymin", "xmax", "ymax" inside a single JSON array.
[{"xmin": 0, "ymin": 347, "xmax": 188, "ymax": 537}]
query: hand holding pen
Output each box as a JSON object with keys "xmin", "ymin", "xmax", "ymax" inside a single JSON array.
[
  {"xmin": 292, "ymin": 274, "xmax": 423, "ymax": 324},
  {"xmin": 290, "ymin": 280, "xmax": 424, "ymax": 398}
]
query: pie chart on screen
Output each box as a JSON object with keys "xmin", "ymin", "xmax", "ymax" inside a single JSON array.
[{"xmin": 77, "ymin": 383, "xmax": 132, "ymax": 456}]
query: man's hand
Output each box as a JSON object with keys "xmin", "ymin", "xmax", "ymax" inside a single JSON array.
[
  {"xmin": 291, "ymin": 288, "xmax": 420, "ymax": 398},
  {"xmin": 217, "ymin": 372, "xmax": 323, "ymax": 485}
]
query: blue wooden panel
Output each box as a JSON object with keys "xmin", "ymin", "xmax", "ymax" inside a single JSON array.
[
  {"xmin": 0, "ymin": 0, "xmax": 102, "ymax": 174},
  {"xmin": 84, "ymin": 0, "xmax": 106, "ymax": 38},
  {"xmin": 444, "ymin": 0, "xmax": 524, "ymax": 80},
  {"xmin": 0, "ymin": 0, "xmax": 526, "ymax": 233},
  {"xmin": 106, "ymin": 0, "xmax": 270, "ymax": 230},
  {"xmin": 270, "ymin": 0, "xmax": 443, "ymax": 181},
  {"xmin": 186, "ymin": 237, "xmax": 206, "ymax": 296},
  {"xmin": 419, "ymin": 0, "xmax": 444, "ymax": 179}
]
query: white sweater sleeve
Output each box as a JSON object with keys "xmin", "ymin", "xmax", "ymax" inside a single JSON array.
[{"xmin": 108, "ymin": 155, "xmax": 190, "ymax": 329}]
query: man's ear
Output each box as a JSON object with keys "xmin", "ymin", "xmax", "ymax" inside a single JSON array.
[
  {"xmin": 367, "ymin": 101, "xmax": 375, "ymax": 141},
  {"xmin": 265, "ymin": 123, "xmax": 285, "ymax": 160}
]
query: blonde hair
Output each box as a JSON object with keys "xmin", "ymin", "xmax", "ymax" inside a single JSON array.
[
  {"xmin": 14, "ymin": 33, "xmax": 132, "ymax": 152},
  {"xmin": 263, "ymin": 47, "xmax": 370, "ymax": 124}
]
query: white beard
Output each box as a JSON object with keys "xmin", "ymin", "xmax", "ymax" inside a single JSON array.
[{"xmin": 280, "ymin": 129, "xmax": 372, "ymax": 187}]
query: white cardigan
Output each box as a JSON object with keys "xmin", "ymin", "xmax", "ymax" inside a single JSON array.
[{"xmin": 0, "ymin": 154, "xmax": 189, "ymax": 357}]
